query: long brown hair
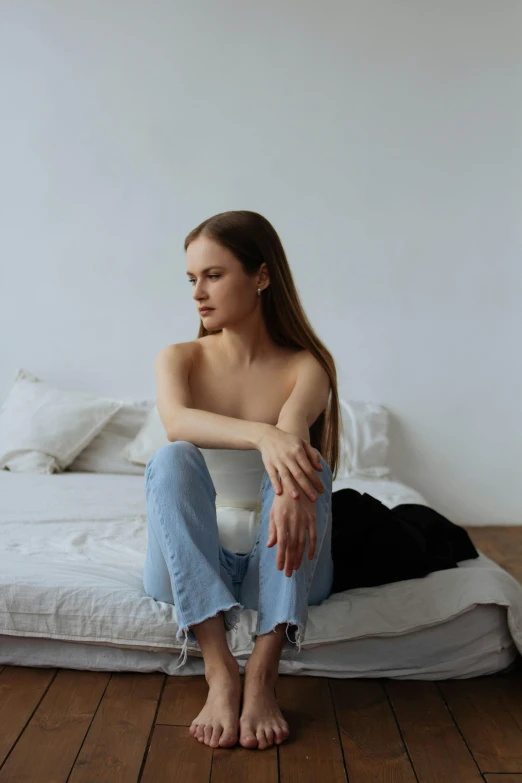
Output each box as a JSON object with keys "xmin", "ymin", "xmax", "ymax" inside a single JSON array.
[{"xmin": 184, "ymin": 210, "xmax": 343, "ymax": 480}]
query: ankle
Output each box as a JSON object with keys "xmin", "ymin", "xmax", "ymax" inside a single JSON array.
[
  {"xmin": 244, "ymin": 658, "xmax": 279, "ymax": 688},
  {"xmin": 205, "ymin": 655, "xmax": 240, "ymax": 683}
]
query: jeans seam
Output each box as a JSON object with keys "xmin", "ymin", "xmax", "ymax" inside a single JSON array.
[
  {"xmin": 306, "ymin": 455, "xmax": 333, "ymax": 592},
  {"xmin": 248, "ymin": 468, "xmax": 267, "ymax": 559},
  {"xmin": 145, "ymin": 461, "xmax": 189, "ymax": 633},
  {"xmin": 306, "ymin": 493, "xmax": 332, "ymax": 593}
]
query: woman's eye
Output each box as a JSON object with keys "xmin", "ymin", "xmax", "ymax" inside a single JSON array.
[{"xmin": 188, "ymin": 275, "xmax": 220, "ymax": 284}]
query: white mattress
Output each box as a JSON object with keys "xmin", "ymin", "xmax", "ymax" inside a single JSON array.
[{"xmin": 1, "ymin": 470, "xmax": 521, "ymax": 679}]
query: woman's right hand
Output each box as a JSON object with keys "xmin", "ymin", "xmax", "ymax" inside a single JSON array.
[{"xmin": 257, "ymin": 425, "xmax": 326, "ymax": 502}]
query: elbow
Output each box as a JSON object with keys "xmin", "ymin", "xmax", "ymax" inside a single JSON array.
[
  {"xmin": 158, "ymin": 417, "xmax": 178, "ymax": 443},
  {"xmin": 164, "ymin": 409, "xmax": 187, "ymax": 443},
  {"xmin": 156, "ymin": 404, "xmax": 186, "ymax": 444},
  {"xmin": 166, "ymin": 421, "xmax": 182, "ymax": 442}
]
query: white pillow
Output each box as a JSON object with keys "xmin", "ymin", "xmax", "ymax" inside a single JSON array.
[
  {"xmin": 0, "ymin": 369, "xmax": 123, "ymax": 473},
  {"xmin": 122, "ymin": 398, "xmax": 390, "ymax": 477},
  {"xmin": 122, "ymin": 404, "xmax": 169, "ymax": 466},
  {"xmin": 337, "ymin": 399, "xmax": 389, "ymax": 478},
  {"xmin": 67, "ymin": 398, "xmax": 154, "ymax": 474}
]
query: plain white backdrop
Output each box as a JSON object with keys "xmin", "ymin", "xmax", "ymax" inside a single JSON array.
[{"xmin": 0, "ymin": 0, "xmax": 520, "ymax": 525}]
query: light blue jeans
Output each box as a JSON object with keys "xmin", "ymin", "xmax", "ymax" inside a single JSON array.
[{"xmin": 142, "ymin": 441, "xmax": 333, "ymax": 670}]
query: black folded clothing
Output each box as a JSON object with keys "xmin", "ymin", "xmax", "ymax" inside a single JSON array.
[{"xmin": 330, "ymin": 488, "xmax": 480, "ymax": 594}]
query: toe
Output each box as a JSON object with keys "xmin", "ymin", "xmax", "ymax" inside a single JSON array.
[
  {"xmin": 264, "ymin": 727, "xmax": 275, "ymax": 747},
  {"xmin": 189, "ymin": 722, "xmax": 197, "ymax": 737},
  {"xmin": 203, "ymin": 725, "xmax": 213, "ymax": 745},
  {"xmin": 239, "ymin": 721, "xmax": 258, "ymax": 748},
  {"xmin": 275, "ymin": 719, "xmax": 290, "ymax": 744},
  {"xmin": 273, "ymin": 725, "xmax": 285, "ymax": 744},
  {"xmin": 209, "ymin": 725, "xmax": 222, "ymax": 748},
  {"xmin": 257, "ymin": 728, "xmax": 268, "ymax": 750},
  {"xmin": 196, "ymin": 724, "xmax": 205, "ymax": 742},
  {"xmin": 219, "ymin": 726, "xmax": 238, "ymax": 748}
]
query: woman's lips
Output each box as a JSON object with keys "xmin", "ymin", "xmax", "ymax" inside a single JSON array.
[{"xmin": 200, "ymin": 308, "xmax": 214, "ymax": 315}]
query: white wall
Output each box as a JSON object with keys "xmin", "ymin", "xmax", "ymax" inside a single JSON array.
[{"xmin": 1, "ymin": 0, "xmax": 520, "ymax": 525}]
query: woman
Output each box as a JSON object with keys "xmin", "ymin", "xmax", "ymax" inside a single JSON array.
[{"xmin": 143, "ymin": 210, "xmax": 343, "ymax": 751}]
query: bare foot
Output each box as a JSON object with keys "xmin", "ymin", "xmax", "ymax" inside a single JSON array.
[
  {"xmin": 239, "ymin": 663, "xmax": 290, "ymax": 750},
  {"xmin": 189, "ymin": 659, "xmax": 241, "ymax": 748}
]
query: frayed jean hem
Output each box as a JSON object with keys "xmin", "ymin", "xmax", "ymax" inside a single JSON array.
[
  {"xmin": 250, "ymin": 619, "xmax": 305, "ymax": 659},
  {"xmin": 171, "ymin": 602, "xmax": 243, "ymax": 672}
]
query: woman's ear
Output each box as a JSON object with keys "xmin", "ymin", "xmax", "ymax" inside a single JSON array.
[{"xmin": 258, "ymin": 263, "xmax": 270, "ymax": 290}]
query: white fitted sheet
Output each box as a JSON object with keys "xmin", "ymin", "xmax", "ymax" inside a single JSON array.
[
  {"xmin": 0, "ymin": 604, "xmax": 517, "ymax": 680},
  {"xmin": 0, "ymin": 469, "xmax": 521, "ymax": 679}
]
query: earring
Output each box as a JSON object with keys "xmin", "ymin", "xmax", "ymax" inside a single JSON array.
[{"xmin": 257, "ymin": 288, "xmax": 261, "ymax": 296}]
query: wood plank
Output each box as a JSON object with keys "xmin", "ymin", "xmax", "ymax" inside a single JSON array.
[
  {"xmin": 329, "ymin": 678, "xmax": 417, "ymax": 782},
  {"xmin": 140, "ymin": 725, "xmax": 212, "ymax": 783},
  {"xmin": 464, "ymin": 526, "xmax": 522, "ymax": 584},
  {"xmin": 485, "ymin": 776, "xmax": 522, "ymax": 782},
  {"xmin": 439, "ymin": 673, "xmax": 522, "ymax": 773},
  {"xmin": 211, "ymin": 744, "xmax": 278, "ymax": 782},
  {"xmin": 386, "ymin": 680, "xmax": 483, "ymax": 782},
  {"xmin": 0, "ymin": 666, "xmax": 56, "ymax": 767},
  {"xmin": 155, "ymin": 672, "xmax": 279, "ymax": 779},
  {"xmin": 156, "ymin": 674, "xmax": 208, "ymax": 726},
  {"xmin": 0, "ymin": 670, "xmax": 110, "ymax": 783},
  {"xmin": 67, "ymin": 672, "xmax": 164, "ymax": 783},
  {"xmin": 277, "ymin": 675, "xmax": 346, "ymax": 783}
]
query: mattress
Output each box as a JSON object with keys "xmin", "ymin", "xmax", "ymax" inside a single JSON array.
[{"xmin": 1, "ymin": 470, "xmax": 521, "ymax": 679}]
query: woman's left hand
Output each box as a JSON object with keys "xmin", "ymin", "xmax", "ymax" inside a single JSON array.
[{"xmin": 266, "ymin": 490, "xmax": 317, "ymax": 577}]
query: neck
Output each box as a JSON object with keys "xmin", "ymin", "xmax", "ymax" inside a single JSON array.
[{"xmin": 217, "ymin": 309, "xmax": 274, "ymax": 367}]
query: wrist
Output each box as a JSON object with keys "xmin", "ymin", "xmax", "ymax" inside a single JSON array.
[
  {"xmin": 275, "ymin": 414, "xmax": 310, "ymax": 443},
  {"xmin": 251, "ymin": 421, "xmax": 273, "ymax": 449}
]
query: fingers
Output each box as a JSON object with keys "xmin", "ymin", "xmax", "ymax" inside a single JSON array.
[
  {"xmin": 266, "ymin": 512, "xmax": 277, "ymax": 548},
  {"xmin": 290, "ymin": 524, "xmax": 316, "ymax": 571},
  {"xmin": 291, "ymin": 444, "xmax": 325, "ymax": 498},
  {"xmin": 284, "ymin": 533, "xmax": 297, "ymax": 577},
  {"xmin": 307, "ymin": 526, "xmax": 317, "ymax": 560},
  {"xmin": 280, "ymin": 525, "xmax": 314, "ymax": 576},
  {"xmin": 287, "ymin": 459, "xmax": 325, "ymax": 500},
  {"xmin": 277, "ymin": 464, "xmax": 317, "ymax": 502},
  {"xmin": 271, "ymin": 501, "xmax": 318, "ymax": 577},
  {"xmin": 299, "ymin": 455, "xmax": 326, "ymax": 494},
  {"xmin": 268, "ymin": 468, "xmax": 282, "ymax": 495},
  {"xmin": 276, "ymin": 527, "xmax": 287, "ymax": 571},
  {"xmin": 293, "ymin": 531, "xmax": 307, "ymax": 571},
  {"xmin": 277, "ymin": 469, "xmax": 301, "ymax": 499},
  {"xmin": 303, "ymin": 442, "xmax": 323, "ymax": 472},
  {"xmin": 266, "ymin": 447, "xmax": 326, "ymax": 501}
]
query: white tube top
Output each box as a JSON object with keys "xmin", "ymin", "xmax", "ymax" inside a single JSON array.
[{"xmin": 199, "ymin": 447, "xmax": 266, "ymax": 554}]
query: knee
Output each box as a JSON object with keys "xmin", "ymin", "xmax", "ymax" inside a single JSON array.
[{"xmin": 145, "ymin": 440, "xmax": 201, "ymax": 480}]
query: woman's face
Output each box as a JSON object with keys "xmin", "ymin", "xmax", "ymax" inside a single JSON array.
[{"xmin": 186, "ymin": 235, "xmax": 262, "ymax": 328}]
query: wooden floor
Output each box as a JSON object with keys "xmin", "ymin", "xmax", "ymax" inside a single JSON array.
[{"xmin": 1, "ymin": 526, "xmax": 521, "ymax": 783}]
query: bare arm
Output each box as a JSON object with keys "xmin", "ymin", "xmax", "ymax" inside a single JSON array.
[
  {"xmin": 155, "ymin": 344, "xmax": 270, "ymax": 450},
  {"xmin": 275, "ymin": 351, "xmax": 331, "ymax": 444}
]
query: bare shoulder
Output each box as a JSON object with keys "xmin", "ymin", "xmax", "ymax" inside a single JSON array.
[
  {"xmin": 293, "ymin": 349, "xmax": 331, "ymax": 400},
  {"xmin": 155, "ymin": 339, "xmax": 201, "ymax": 364},
  {"xmin": 270, "ymin": 347, "xmax": 328, "ymax": 389},
  {"xmin": 153, "ymin": 344, "xmax": 193, "ymax": 388},
  {"xmin": 296, "ymin": 348, "xmax": 317, "ymax": 365},
  {"xmin": 295, "ymin": 348, "xmax": 329, "ymax": 375},
  {"xmin": 283, "ymin": 349, "xmax": 331, "ymax": 409}
]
